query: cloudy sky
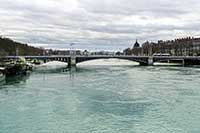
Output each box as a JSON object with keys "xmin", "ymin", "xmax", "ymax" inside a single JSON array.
[{"xmin": 0, "ymin": 0, "xmax": 200, "ymax": 51}]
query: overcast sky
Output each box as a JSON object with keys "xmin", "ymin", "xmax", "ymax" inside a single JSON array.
[{"xmin": 0, "ymin": 0, "xmax": 200, "ymax": 51}]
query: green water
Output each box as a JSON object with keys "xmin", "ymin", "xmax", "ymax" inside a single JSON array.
[{"xmin": 0, "ymin": 64, "xmax": 200, "ymax": 133}]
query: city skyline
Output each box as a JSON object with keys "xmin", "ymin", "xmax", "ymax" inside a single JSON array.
[{"xmin": 1, "ymin": 0, "xmax": 200, "ymax": 51}]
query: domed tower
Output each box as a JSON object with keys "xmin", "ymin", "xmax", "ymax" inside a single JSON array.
[
  {"xmin": 132, "ymin": 39, "xmax": 142, "ymax": 56},
  {"xmin": 133, "ymin": 39, "xmax": 140, "ymax": 48}
]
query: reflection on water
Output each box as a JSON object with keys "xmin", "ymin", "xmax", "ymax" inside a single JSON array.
[
  {"xmin": 5, "ymin": 74, "xmax": 30, "ymax": 85},
  {"xmin": 0, "ymin": 60, "xmax": 200, "ymax": 133},
  {"xmin": 0, "ymin": 80, "xmax": 6, "ymax": 86}
]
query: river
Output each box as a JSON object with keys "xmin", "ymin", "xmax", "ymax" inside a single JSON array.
[{"xmin": 0, "ymin": 59, "xmax": 200, "ymax": 133}]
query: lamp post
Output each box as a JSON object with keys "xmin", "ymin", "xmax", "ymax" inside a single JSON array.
[
  {"xmin": 16, "ymin": 47, "xmax": 19, "ymax": 56},
  {"xmin": 70, "ymin": 43, "xmax": 75, "ymax": 57}
]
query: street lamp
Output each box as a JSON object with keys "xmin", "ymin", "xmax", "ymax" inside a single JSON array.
[{"xmin": 70, "ymin": 43, "xmax": 75, "ymax": 56}]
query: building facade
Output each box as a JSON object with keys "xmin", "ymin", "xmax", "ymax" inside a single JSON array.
[{"xmin": 124, "ymin": 37, "xmax": 200, "ymax": 56}]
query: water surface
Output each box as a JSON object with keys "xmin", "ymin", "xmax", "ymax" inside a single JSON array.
[{"xmin": 0, "ymin": 60, "xmax": 200, "ymax": 133}]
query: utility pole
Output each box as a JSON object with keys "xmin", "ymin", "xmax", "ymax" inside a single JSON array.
[
  {"xmin": 70, "ymin": 43, "xmax": 75, "ymax": 57},
  {"xmin": 69, "ymin": 43, "xmax": 76, "ymax": 68},
  {"xmin": 16, "ymin": 47, "xmax": 19, "ymax": 56}
]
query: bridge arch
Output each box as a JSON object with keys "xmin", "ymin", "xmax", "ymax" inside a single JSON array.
[
  {"xmin": 76, "ymin": 56, "xmax": 149, "ymax": 66},
  {"xmin": 76, "ymin": 58, "xmax": 139, "ymax": 65}
]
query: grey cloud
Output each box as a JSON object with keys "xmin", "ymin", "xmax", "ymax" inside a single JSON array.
[
  {"xmin": 78, "ymin": 0, "xmax": 190, "ymax": 17},
  {"xmin": 0, "ymin": 0, "xmax": 200, "ymax": 51}
]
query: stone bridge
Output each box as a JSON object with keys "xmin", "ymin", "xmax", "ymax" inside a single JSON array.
[{"xmin": 1, "ymin": 55, "xmax": 200, "ymax": 67}]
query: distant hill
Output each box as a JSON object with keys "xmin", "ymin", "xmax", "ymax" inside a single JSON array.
[{"xmin": 0, "ymin": 36, "xmax": 44, "ymax": 56}]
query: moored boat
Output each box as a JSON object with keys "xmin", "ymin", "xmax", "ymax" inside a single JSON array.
[
  {"xmin": 2, "ymin": 57, "xmax": 33, "ymax": 76},
  {"xmin": 5, "ymin": 63, "xmax": 32, "ymax": 76},
  {"xmin": 0, "ymin": 67, "xmax": 5, "ymax": 82}
]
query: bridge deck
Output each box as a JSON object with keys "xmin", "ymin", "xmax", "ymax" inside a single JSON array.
[{"xmin": 1, "ymin": 55, "xmax": 200, "ymax": 66}]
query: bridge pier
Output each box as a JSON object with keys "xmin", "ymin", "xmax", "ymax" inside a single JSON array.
[
  {"xmin": 139, "ymin": 57, "xmax": 154, "ymax": 66},
  {"xmin": 148, "ymin": 56, "xmax": 154, "ymax": 66},
  {"xmin": 68, "ymin": 57, "xmax": 76, "ymax": 68}
]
